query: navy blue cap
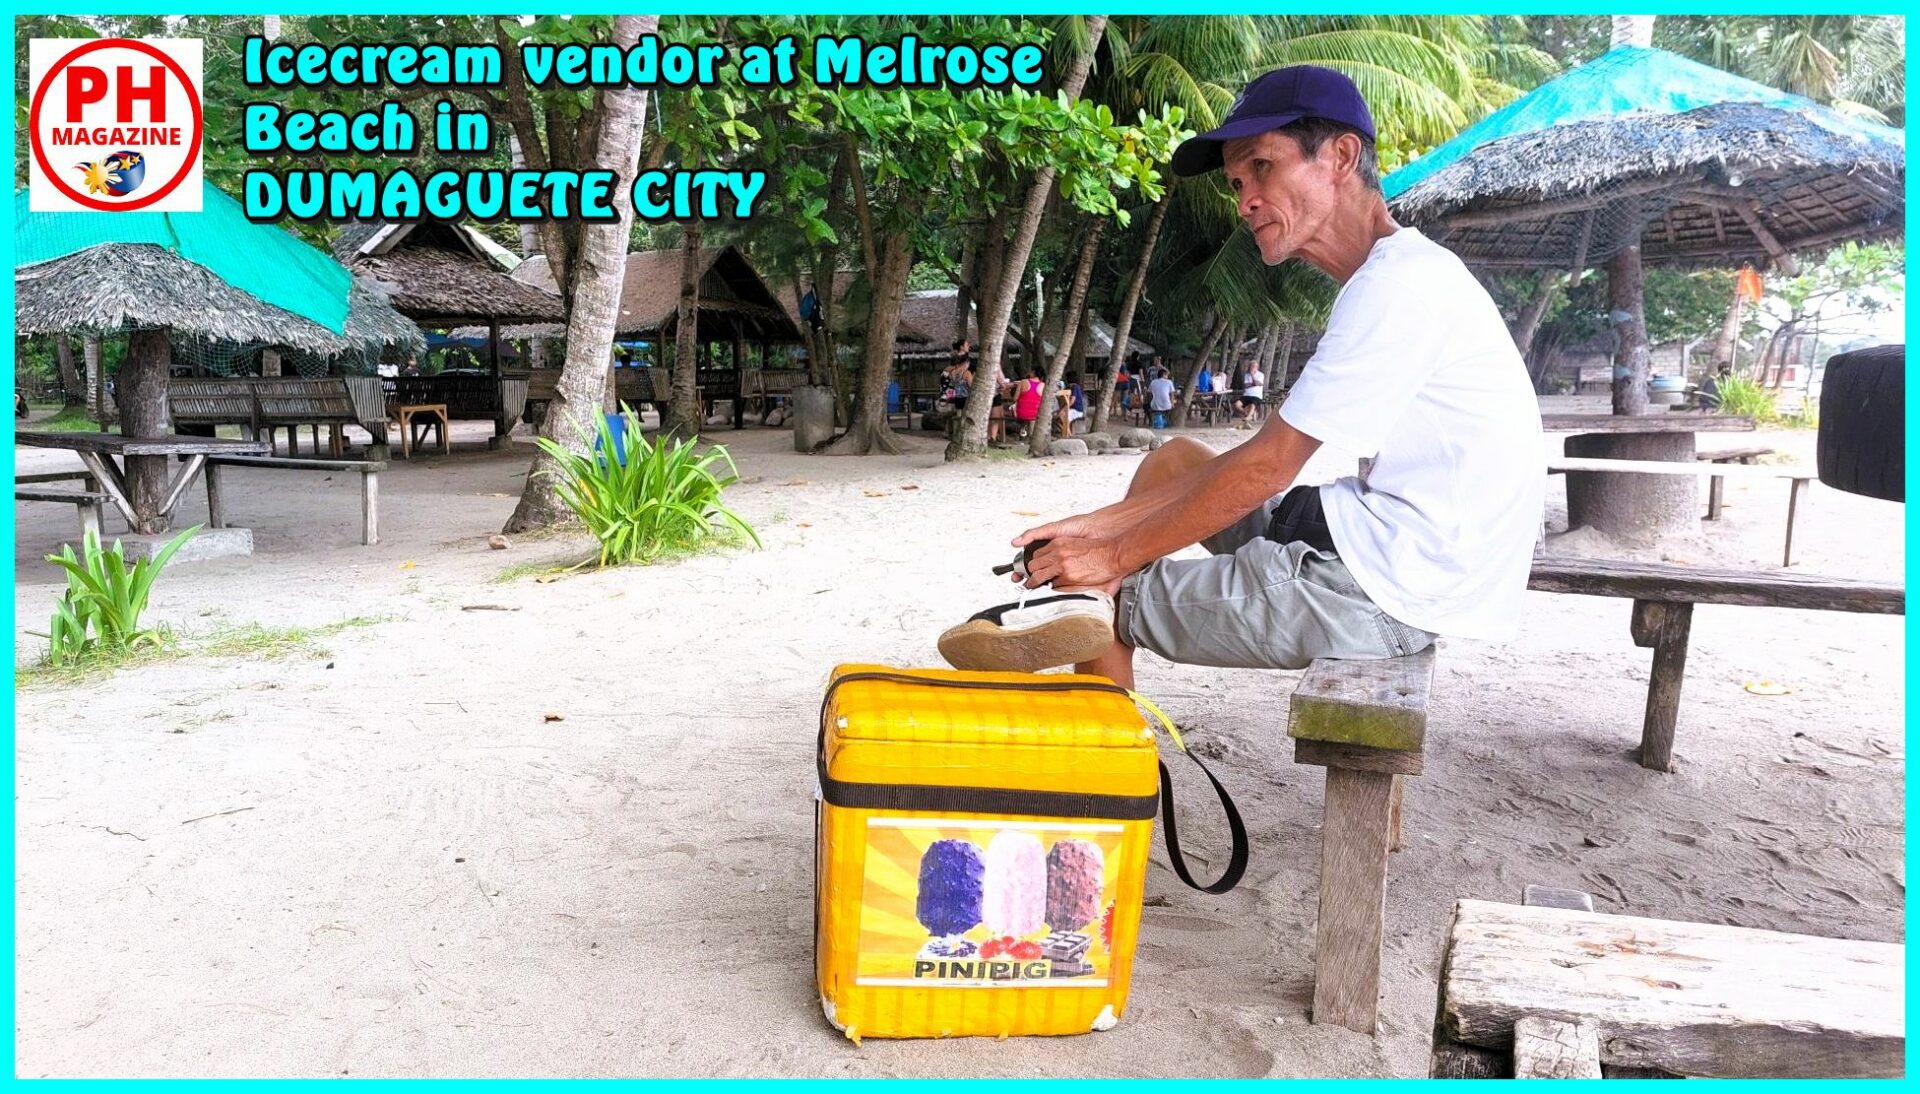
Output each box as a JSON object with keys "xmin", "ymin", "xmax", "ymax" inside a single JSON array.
[{"xmin": 1170, "ymin": 66, "xmax": 1377, "ymax": 177}]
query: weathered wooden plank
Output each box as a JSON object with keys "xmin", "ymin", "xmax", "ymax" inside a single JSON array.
[
  {"xmin": 362, "ymin": 470, "xmax": 380, "ymax": 547},
  {"xmin": 14, "ymin": 470, "xmax": 97, "ymax": 486},
  {"xmin": 1438, "ymin": 899, "xmax": 1904, "ymax": 1078},
  {"xmin": 1697, "ymin": 446, "xmax": 1774, "ymax": 463},
  {"xmin": 1288, "ymin": 647, "xmax": 1436, "ymax": 751},
  {"xmin": 207, "ymin": 455, "xmax": 388, "ymax": 473},
  {"xmin": 1293, "ymin": 739, "xmax": 1424, "ymax": 775},
  {"xmin": 1542, "ymin": 414, "xmax": 1755, "ymax": 435},
  {"xmin": 1528, "ymin": 557, "xmax": 1903, "ymax": 614},
  {"xmin": 15, "ymin": 432, "xmax": 270, "ymax": 457},
  {"xmin": 13, "ymin": 488, "xmax": 110, "ymax": 504},
  {"xmin": 1548, "ymin": 456, "xmax": 1810, "ymax": 479},
  {"xmin": 1512, "ymin": 1016, "xmax": 1602, "ymax": 1079},
  {"xmin": 1312, "ymin": 767, "xmax": 1395, "ymax": 1034}
]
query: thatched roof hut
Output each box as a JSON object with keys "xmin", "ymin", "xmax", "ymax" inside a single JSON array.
[
  {"xmin": 1386, "ymin": 47, "xmax": 1905, "ymax": 272},
  {"xmin": 896, "ymin": 289, "xmax": 1030, "ymax": 361},
  {"xmin": 1037, "ymin": 310, "xmax": 1156, "ymax": 364},
  {"xmin": 502, "ymin": 245, "xmax": 803, "ymax": 345},
  {"xmin": 15, "ymin": 243, "xmax": 422, "ymax": 358},
  {"xmin": 336, "ymin": 221, "xmax": 565, "ymax": 325}
]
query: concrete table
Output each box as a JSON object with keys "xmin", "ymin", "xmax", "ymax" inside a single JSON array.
[{"xmin": 1542, "ymin": 414, "xmax": 1756, "ymax": 541}]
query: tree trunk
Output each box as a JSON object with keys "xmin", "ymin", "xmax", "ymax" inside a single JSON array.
[
  {"xmin": 1092, "ymin": 182, "xmax": 1173, "ymax": 434},
  {"xmin": 1174, "ymin": 316, "xmax": 1229, "ymax": 426},
  {"xmin": 947, "ymin": 14, "xmax": 1108, "ymax": 461},
  {"xmin": 1250, "ymin": 324, "xmax": 1278, "ymax": 396},
  {"xmin": 1710, "ymin": 291, "xmax": 1744, "ymax": 372},
  {"xmin": 1513, "ymin": 274, "xmax": 1562, "ymax": 359},
  {"xmin": 955, "ymin": 234, "xmax": 975, "ymax": 346},
  {"xmin": 1608, "ymin": 242, "xmax": 1650, "ymax": 415},
  {"xmin": 1267, "ymin": 322, "xmax": 1296, "ymax": 395},
  {"xmin": 84, "ymin": 335, "xmax": 113, "ymax": 426},
  {"xmin": 55, "ymin": 335, "xmax": 84, "ymax": 407},
  {"xmin": 504, "ymin": 14, "xmax": 657, "ymax": 534},
  {"xmin": 120, "ymin": 329, "xmax": 173, "ymax": 533},
  {"xmin": 1029, "ymin": 219, "xmax": 1107, "ymax": 455},
  {"xmin": 668, "ymin": 220, "xmax": 705, "ymax": 435},
  {"xmin": 825, "ymin": 220, "xmax": 916, "ymax": 455}
]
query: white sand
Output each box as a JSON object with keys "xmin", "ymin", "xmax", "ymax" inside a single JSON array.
[{"xmin": 13, "ymin": 403, "xmax": 1904, "ymax": 1077}]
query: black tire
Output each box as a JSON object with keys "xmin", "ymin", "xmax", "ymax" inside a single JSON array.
[{"xmin": 1817, "ymin": 344, "xmax": 1904, "ymax": 502}]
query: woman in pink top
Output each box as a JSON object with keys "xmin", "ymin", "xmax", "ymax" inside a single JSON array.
[{"xmin": 1012, "ymin": 369, "xmax": 1046, "ymax": 429}]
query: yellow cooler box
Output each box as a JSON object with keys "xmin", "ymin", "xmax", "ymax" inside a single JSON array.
[{"xmin": 815, "ymin": 665, "xmax": 1161, "ymax": 1040}]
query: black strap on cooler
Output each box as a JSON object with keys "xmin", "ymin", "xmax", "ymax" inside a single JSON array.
[{"xmin": 818, "ymin": 670, "xmax": 1249, "ymax": 893}]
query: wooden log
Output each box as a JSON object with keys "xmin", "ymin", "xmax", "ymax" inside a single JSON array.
[
  {"xmin": 1528, "ymin": 557, "xmax": 1903, "ymax": 614},
  {"xmin": 1312, "ymin": 766, "xmax": 1395, "ymax": 1034},
  {"xmin": 1512, "ymin": 1016, "xmax": 1602, "ymax": 1078},
  {"xmin": 1629, "ymin": 599, "xmax": 1691, "ymax": 772},
  {"xmin": 1288, "ymin": 647, "xmax": 1436, "ymax": 751},
  {"xmin": 1387, "ymin": 775, "xmax": 1403, "ymax": 853},
  {"xmin": 1437, "ymin": 899, "xmax": 1904, "ymax": 1078},
  {"xmin": 205, "ymin": 462, "xmax": 225, "ymax": 529}
]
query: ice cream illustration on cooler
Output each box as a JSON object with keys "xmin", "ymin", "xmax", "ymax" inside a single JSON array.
[
  {"xmin": 1042, "ymin": 838, "xmax": 1104, "ymax": 977},
  {"xmin": 915, "ymin": 839, "xmax": 985, "ymax": 956},
  {"xmin": 981, "ymin": 830, "xmax": 1047, "ymax": 937}
]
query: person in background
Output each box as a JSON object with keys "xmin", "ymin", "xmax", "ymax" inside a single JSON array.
[
  {"xmin": 1058, "ymin": 371, "xmax": 1087, "ymax": 437},
  {"xmin": 1235, "ymin": 359, "xmax": 1266, "ymax": 428},
  {"xmin": 1146, "ymin": 367, "xmax": 1177, "ymax": 430}
]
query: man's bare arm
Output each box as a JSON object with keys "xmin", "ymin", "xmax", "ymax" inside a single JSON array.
[{"xmin": 1019, "ymin": 418, "xmax": 1324, "ymax": 589}]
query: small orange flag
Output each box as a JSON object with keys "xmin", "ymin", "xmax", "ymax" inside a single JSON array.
[{"xmin": 1736, "ymin": 266, "xmax": 1765, "ymax": 303}]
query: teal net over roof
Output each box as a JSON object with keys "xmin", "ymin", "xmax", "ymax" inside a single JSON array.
[
  {"xmin": 14, "ymin": 182, "xmax": 350, "ymax": 334},
  {"xmin": 1386, "ymin": 46, "xmax": 1905, "ymax": 200}
]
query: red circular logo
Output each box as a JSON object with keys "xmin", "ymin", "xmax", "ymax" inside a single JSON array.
[{"xmin": 30, "ymin": 38, "xmax": 204, "ymax": 212}]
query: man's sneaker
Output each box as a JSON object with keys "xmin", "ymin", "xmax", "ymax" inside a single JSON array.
[{"xmin": 937, "ymin": 591, "xmax": 1115, "ymax": 673}]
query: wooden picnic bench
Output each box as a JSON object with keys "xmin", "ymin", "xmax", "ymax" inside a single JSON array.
[
  {"xmin": 1547, "ymin": 456, "xmax": 1814, "ymax": 565},
  {"xmin": 1697, "ymin": 445, "xmax": 1775, "ymax": 519},
  {"xmin": 1430, "ymin": 896, "xmax": 1902, "ymax": 1078},
  {"xmin": 1527, "ymin": 556, "xmax": 1903, "ymax": 772},
  {"xmin": 1287, "ymin": 646, "xmax": 1437, "ymax": 1034},
  {"xmin": 15, "ymin": 470, "xmax": 107, "ymax": 539},
  {"xmin": 204, "ymin": 454, "xmax": 386, "ymax": 546},
  {"xmin": 170, "ymin": 376, "xmax": 390, "ymax": 457}
]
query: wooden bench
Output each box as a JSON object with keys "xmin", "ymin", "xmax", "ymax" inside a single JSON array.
[
  {"xmin": 171, "ymin": 376, "xmax": 390, "ymax": 457},
  {"xmin": 15, "ymin": 470, "xmax": 108, "ymax": 538},
  {"xmin": 1430, "ymin": 897, "xmax": 1902, "ymax": 1078},
  {"xmin": 1287, "ymin": 646, "xmax": 1437, "ymax": 1035},
  {"xmin": 1697, "ymin": 445, "xmax": 1776, "ymax": 520},
  {"xmin": 1528, "ymin": 557, "xmax": 1903, "ymax": 771},
  {"xmin": 204, "ymin": 455, "xmax": 385, "ymax": 546},
  {"xmin": 1547, "ymin": 456, "xmax": 1814, "ymax": 565}
]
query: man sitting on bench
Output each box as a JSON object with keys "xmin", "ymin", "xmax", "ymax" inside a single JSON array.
[{"xmin": 937, "ymin": 66, "xmax": 1544, "ymax": 681}]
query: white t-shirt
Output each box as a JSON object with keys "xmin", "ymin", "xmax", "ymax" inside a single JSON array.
[
  {"xmin": 1147, "ymin": 376, "xmax": 1176, "ymax": 411},
  {"xmin": 1279, "ymin": 228, "xmax": 1543, "ymax": 642},
  {"xmin": 1241, "ymin": 372, "xmax": 1264, "ymax": 400}
]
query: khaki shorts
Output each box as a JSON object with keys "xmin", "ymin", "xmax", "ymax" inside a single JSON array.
[{"xmin": 1113, "ymin": 493, "xmax": 1436, "ymax": 671}]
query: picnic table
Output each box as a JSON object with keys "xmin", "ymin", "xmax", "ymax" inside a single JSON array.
[
  {"xmin": 16, "ymin": 430, "xmax": 268, "ymax": 535},
  {"xmin": 1542, "ymin": 413, "xmax": 1756, "ymax": 541}
]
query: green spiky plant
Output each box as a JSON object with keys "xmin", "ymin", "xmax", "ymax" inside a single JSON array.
[
  {"xmin": 533, "ymin": 408, "xmax": 760, "ymax": 567},
  {"xmin": 1714, "ymin": 374, "xmax": 1780, "ymax": 423},
  {"xmin": 44, "ymin": 526, "xmax": 199, "ymax": 664}
]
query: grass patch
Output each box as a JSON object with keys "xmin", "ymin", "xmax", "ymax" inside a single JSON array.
[
  {"xmin": 196, "ymin": 615, "xmax": 386, "ymax": 660},
  {"xmin": 16, "ymin": 644, "xmax": 180, "ymax": 689},
  {"xmin": 30, "ymin": 406, "xmax": 117, "ymax": 433},
  {"xmin": 490, "ymin": 558, "xmax": 586, "ymax": 584},
  {"xmin": 16, "ymin": 615, "xmax": 387, "ymax": 689}
]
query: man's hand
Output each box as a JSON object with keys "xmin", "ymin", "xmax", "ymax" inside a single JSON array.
[
  {"xmin": 1013, "ymin": 512, "xmax": 1104, "ymax": 549},
  {"xmin": 1019, "ymin": 536, "xmax": 1128, "ymax": 594}
]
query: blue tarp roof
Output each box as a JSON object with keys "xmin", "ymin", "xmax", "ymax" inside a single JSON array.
[{"xmin": 1386, "ymin": 46, "xmax": 1904, "ymax": 199}]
